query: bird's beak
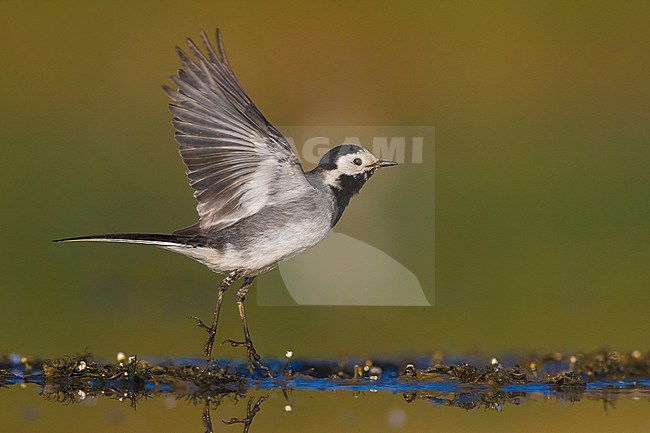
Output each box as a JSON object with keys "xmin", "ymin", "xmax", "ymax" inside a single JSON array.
[{"xmin": 375, "ymin": 160, "xmax": 398, "ymax": 168}]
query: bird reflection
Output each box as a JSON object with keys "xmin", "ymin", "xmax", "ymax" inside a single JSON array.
[
  {"xmin": 200, "ymin": 393, "xmax": 269, "ymax": 433},
  {"xmin": 221, "ymin": 394, "xmax": 268, "ymax": 433}
]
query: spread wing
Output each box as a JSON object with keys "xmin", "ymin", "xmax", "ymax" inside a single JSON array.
[{"xmin": 163, "ymin": 29, "xmax": 308, "ymax": 233}]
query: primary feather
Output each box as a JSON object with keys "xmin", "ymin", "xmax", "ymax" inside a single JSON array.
[{"xmin": 163, "ymin": 29, "xmax": 310, "ymax": 234}]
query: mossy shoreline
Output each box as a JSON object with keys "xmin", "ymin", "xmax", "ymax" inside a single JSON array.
[{"xmin": 1, "ymin": 350, "xmax": 648, "ymax": 410}]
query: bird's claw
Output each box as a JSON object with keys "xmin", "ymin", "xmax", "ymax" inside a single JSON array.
[
  {"xmin": 224, "ymin": 339, "xmax": 247, "ymax": 348},
  {"xmin": 223, "ymin": 339, "xmax": 272, "ymax": 377},
  {"xmin": 192, "ymin": 316, "xmax": 213, "ymax": 333},
  {"xmin": 192, "ymin": 316, "xmax": 217, "ymax": 367}
]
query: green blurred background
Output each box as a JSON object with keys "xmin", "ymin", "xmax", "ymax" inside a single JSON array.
[
  {"xmin": 1, "ymin": 0, "xmax": 648, "ymax": 359},
  {"xmin": 1, "ymin": 1, "xmax": 649, "ymax": 430}
]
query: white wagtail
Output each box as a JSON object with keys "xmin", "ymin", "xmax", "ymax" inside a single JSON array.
[{"xmin": 56, "ymin": 29, "xmax": 397, "ymax": 374}]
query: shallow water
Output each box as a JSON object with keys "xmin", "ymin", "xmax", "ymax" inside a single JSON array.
[{"xmin": 3, "ymin": 355, "xmax": 650, "ymax": 432}]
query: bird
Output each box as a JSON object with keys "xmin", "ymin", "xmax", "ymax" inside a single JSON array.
[{"xmin": 56, "ymin": 29, "xmax": 397, "ymax": 375}]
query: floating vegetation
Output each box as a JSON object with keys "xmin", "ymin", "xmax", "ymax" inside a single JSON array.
[
  {"xmin": 401, "ymin": 350, "xmax": 650, "ymax": 385},
  {"xmin": 1, "ymin": 353, "xmax": 243, "ymax": 406},
  {"xmin": 396, "ymin": 350, "xmax": 650, "ymax": 410},
  {"xmin": 0, "ymin": 367, "xmax": 16, "ymax": 388},
  {"xmin": 2, "ymin": 350, "xmax": 650, "ymax": 432},
  {"xmin": 402, "ymin": 360, "xmax": 585, "ymax": 386},
  {"xmin": 1, "ymin": 350, "xmax": 649, "ymax": 412}
]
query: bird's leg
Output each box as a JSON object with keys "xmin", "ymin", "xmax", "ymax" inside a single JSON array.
[
  {"xmin": 224, "ymin": 277, "xmax": 272, "ymax": 377},
  {"xmin": 223, "ymin": 393, "xmax": 269, "ymax": 433},
  {"xmin": 193, "ymin": 270, "xmax": 241, "ymax": 367},
  {"xmin": 201, "ymin": 401, "xmax": 214, "ymax": 433}
]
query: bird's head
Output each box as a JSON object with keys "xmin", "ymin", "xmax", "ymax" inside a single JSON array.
[{"xmin": 316, "ymin": 144, "xmax": 397, "ymax": 192}]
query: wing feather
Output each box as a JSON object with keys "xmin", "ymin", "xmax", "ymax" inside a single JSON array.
[{"xmin": 166, "ymin": 30, "xmax": 309, "ymax": 232}]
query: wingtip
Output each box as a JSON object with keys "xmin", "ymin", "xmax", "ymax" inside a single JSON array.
[
  {"xmin": 175, "ymin": 45, "xmax": 190, "ymax": 62},
  {"xmin": 161, "ymin": 84, "xmax": 179, "ymax": 100},
  {"xmin": 215, "ymin": 28, "xmax": 229, "ymax": 64},
  {"xmin": 185, "ymin": 36, "xmax": 198, "ymax": 51}
]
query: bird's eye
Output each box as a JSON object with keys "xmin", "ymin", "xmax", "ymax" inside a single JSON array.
[{"xmin": 353, "ymin": 158, "xmax": 363, "ymax": 166}]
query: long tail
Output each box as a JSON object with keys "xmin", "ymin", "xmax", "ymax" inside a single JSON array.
[{"xmin": 53, "ymin": 233, "xmax": 189, "ymax": 247}]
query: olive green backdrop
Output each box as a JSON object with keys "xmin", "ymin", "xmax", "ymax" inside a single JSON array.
[
  {"xmin": 1, "ymin": 1, "xmax": 649, "ymax": 431},
  {"xmin": 2, "ymin": 0, "xmax": 648, "ymax": 360}
]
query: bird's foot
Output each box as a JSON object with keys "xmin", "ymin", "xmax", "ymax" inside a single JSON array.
[
  {"xmin": 224, "ymin": 339, "xmax": 272, "ymax": 377},
  {"xmin": 192, "ymin": 316, "xmax": 217, "ymax": 368},
  {"xmin": 192, "ymin": 315, "xmax": 212, "ymax": 332}
]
